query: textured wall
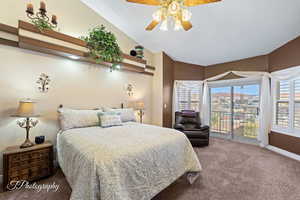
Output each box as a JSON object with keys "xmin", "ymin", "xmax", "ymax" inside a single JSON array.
[
  {"xmin": 174, "ymin": 61, "xmax": 205, "ymax": 80},
  {"xmin": 269, "ymin": 132, "xmax": 300, "ymax": 155},
  {"xmin": 269, "ymin": 36, "xmax": 300, "ymax": 72},
  {"xmin": 205, "ymin": 55, "xmax": 269, "ymax": 79}
]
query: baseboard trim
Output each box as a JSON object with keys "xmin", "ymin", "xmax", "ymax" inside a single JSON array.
[{"xmin": 266, "ymin": 145, "xmax": 300, "ymax": 161}]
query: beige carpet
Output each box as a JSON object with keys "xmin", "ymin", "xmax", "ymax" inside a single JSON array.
[{"xmin": 1, "ymin": 138, "xmax": 300, "ymax": 200}]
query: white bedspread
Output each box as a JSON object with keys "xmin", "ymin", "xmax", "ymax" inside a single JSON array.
[{"xmin": 57, "ymin": 122, "xmax": 202, "ymax": 200}]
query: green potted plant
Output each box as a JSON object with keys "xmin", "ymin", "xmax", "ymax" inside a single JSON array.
[{"xmin": 81, "ymin": 25, "xmax": 123, "ymax": 71}]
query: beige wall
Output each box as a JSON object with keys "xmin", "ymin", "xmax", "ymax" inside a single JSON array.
[
  {"xmin": 0, "ymin": 0, "xmax": 160, "ymax": 176},
  {"xmin": 152, "ymin": 52, "xmax": 163, "ymax": 126}
]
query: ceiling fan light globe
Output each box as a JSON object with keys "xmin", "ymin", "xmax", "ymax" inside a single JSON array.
[
  {"xmin": 152, "ymin": 9, "xmax": 162, "ymax": 21},
  {"xmin": 168, "ymin": 1, "xmax": 180, "ymax": 15},
  {"xmin": 174, "ymin": 19, "xmax": 183, "ymax": 31},
  {"xmin": 182, "ymin": 9, "xmax": 192, "ymax": 21},
  {"xmin": 160, "ymin": 20, "xmax": 168, "ymax": 31}
]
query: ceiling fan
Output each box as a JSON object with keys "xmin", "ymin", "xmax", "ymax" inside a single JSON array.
[{"xmin": 126, "ymin": 0, "xmax": 222, "ymax": 31}]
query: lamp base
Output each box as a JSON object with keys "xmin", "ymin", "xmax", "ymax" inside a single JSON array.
[{"xmin": 20, "ymin": 139, "xmax": 34, "ymax": 148}]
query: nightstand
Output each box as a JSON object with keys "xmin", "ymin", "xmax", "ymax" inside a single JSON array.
[{"xmin": 3, "ymin": 141, "xmax": 54, "ymax": 191}]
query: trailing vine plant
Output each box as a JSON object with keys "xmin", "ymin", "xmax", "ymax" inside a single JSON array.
[
  {"xmin": 81, "ymin": 25, "xmax": 123, "ymax": 71},
  {"xmin": 31, "ymin": 18, "xmax": 56, "ymax": 32}
]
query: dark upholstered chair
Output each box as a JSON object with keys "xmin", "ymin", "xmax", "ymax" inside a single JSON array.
[{"xmin": 174, "ymin": 111, "xmax": 209, "ymax": 147}]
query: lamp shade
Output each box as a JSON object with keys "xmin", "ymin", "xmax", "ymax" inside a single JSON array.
[
  {"xmin": 14, "ymin": 99, "xmax": 39, "ymax": 117},
  {"xmin": 135, "ymin": 101, "xmax": 145, "ymax": 110}
]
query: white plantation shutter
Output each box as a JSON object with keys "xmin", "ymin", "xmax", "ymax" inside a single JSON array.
[
  {"xmin": 172, "ymin": 81, "xmax": 203, "ymax": 126},
  {"xmin": 176, "ymin": 82, "xmax": 202, "ymax": 111},
  {"xmin": 174, "ymin": 81, "xmax": 203, "ymax": 112},
  {"xmin": 271, "ymin": 66, "xmax": 300, "ymax": 136},
  {"xmin": 273, "ymin": 77, "xmax": 300, "ymax": 134},
  {"xmin": 177, "ymin": 86, "xmax": 190, "ymax": 111},
  {"xmin": 294, "ymin": 79, "xmax": 300, "ymax": 129},
  {"xmin": 276, "ymin": 80, "xmax": 289, "ymax": 128}
]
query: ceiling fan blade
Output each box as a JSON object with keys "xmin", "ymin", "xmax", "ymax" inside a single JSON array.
[
  {"xmin": 184, "ymin": 0, "xmax": 221, "ymax": 7},
  {"xmin": 145, "ymin": 20, "xmax": 159, "ymax": 31},
  {"xmin": 181, "ymin": 21, "xmax": 193, "ymax": 31},
  {"xmin": 126, "ymin": 0, "xmax": 161, "ymax": 6}
]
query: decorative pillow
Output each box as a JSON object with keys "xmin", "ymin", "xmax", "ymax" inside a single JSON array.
[
  {"xmin": 98, "ymin": 111, "xmax": 122, "ymax": 128},
  {"xmin": 103, "ymin": 108, "xmax": 136, "ymax": 123},
  {"xmin": 102, "ymin": 106, "xmax": 112, "ymax": 112},
  {"xmin": 58, "ymin": 108, "xmax": 101, "ymax": 131}
]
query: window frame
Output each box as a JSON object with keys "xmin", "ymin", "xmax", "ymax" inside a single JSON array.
[
  {"xmin": 176, "ymin": 81, "xmax": 202, "ymax": 112},
  {"xmin": 272, "ymin": 79, "xmax": 300, "ymax": 138}
]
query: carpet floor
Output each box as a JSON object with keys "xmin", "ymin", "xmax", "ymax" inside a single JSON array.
[{"xmin": 1, "ymin": 137, "xmax": 299, "ymax": 200}]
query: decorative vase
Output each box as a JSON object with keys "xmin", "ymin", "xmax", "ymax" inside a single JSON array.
[
  {"xmin": 135, "ymin": 45, "xmax": 144, "ymax": 59},
  {"xmin": 130, "ymin": 50, "xmax": 137, "ymax": 57},
  {"xmin": 35, "ymin": 136, "xmax": 45, "ymax": 144}
]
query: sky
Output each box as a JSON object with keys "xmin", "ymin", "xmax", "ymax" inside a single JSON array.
[{"xmin": 211, "ymin": 84, "xmax": 260, "ymax": 96}]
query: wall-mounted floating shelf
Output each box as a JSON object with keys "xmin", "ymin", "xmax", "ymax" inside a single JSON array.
[{"xmin": 0, "ymin": 21, "xmax": 155, "ymax": 76}]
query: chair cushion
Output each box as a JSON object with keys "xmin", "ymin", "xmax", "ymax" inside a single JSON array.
[
  {"xmin": 184, "ymin": 131, "xmax": 209, "ymax": 139},
  {"xmin": 181, "ymin": 110, "xmax": 197, "ymax": 117}
]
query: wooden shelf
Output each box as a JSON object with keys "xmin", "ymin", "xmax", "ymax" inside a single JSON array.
[
  {"xmin": 146, "ymin": 65, "xmax": 155, "ymax": 70},
  {"xmin": 0, "ymin": 23, "xmax": 18, "ymax": 47},
  {"xmin": 19, "ymin": 35, "xmax": 86, "ymax": 57},
  {"xmin": 122, "ymin": 53, "xmax": 146, "ymax": 65},
  {"xmin": 19, "ymin": 20, "xmax": 86, "ymax": 47},
  {"xmin": 0, "ymin": 38, "xmax": 18, "ymax": 47},
  {"xmin": 0, "ymin": 23, "xmax": 18, "ymax": 35},
  {"xmin": 0, "ymin": 21, "xmax": 154, "ymax": 76}
]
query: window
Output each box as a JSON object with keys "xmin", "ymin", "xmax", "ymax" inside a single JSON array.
[
  {"xmin": 276, "ymin": 80, "xmax": 289, "ymax": 127},
  {"xmin": 294, "ymin": 79, "xmax": 300, "ymax": 129},
  {"xmin": 274, "ymin": 79, "xmax": 300, "ymax": 133},
  {"xmin": 176, "ymin": 81, "xmax": 202, "ymax": 112}
]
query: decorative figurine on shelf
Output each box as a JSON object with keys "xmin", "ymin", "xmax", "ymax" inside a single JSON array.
[
  {"xmin": 135, "ymin": 101, "xmax": 145, "ymax": 123},
  {"xmin": 12, "ymin": 99, "xmax": 40, "ymax": 148},
  {"xmin": 125, "ymin": 84, "xmax": 134, "ymax": 96},
  {"xmin": 36, "ymin": 73, "xmax": 50, "ymax": 93},
  {"xmin": 135, "ymin": 45, "xmax": 144, "ymax": 59},
  {"xmin": 26, "ymin": 1, "xmax": 58, "ymax": 31}
]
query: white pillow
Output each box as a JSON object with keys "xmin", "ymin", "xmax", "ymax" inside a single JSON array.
[
  {"xmin": 58, "ymin": 108, "xmax": 101, "ymax": 131},
  {"xmin": 98, "ymin": 111, "xmax": 122, "ymax": 128},
  {"xmin": 110, "ymin": 108, "xmax": 136, "ymax": 122}
]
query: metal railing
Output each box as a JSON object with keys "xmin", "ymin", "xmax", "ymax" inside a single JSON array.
[{"xmin": 211, "ymin": 111, "xmax": 258, "ymax": 138}]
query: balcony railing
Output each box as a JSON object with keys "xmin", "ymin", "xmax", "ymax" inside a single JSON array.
[{"xmin": 211, "ymin": 111, "xmax": 258, "ymax": 138}]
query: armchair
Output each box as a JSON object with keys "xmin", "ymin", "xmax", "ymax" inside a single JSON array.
[{"xmin": 174, "ymin": 111, "xmax": 209, "ymax": 147}]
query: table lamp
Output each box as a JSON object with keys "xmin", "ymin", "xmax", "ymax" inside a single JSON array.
[
  {"xmin": 13, "ymin": 99, "xmax": 39, "ymax": 148},
  {"xmin": 135, "ymin": 101, "xmax": 145, "ymax": 123}
]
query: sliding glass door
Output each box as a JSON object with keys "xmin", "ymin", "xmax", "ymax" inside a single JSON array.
[
  {"xmin": 211, "ymin": 87, "xmax": 232, "ymax": 137},
  {"xmin": 210, "ymin": 84, "xmax": 260, "ymax": 141}
]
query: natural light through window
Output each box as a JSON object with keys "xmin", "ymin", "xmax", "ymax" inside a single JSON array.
[
  {"xmin": 275, "ymin": 79, "xmax": 300, "ymax": 132},
  {"xmin": 176, "ymin": 81, "xmax": 202, "ymax": 112}
]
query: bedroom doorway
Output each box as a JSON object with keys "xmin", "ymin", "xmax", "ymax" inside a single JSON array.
[{"xmin": 210, "ymin": 84, "xmax": 260, "ymax": 143}]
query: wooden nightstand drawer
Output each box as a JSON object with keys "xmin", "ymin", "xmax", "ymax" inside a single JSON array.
[
  {"xmin": 8, "ymin": 148, "xmax": 51, "ymax": 165},
  {"xmin": 3, "ymin": 142, "xmax": 54, "ymax": 191}
]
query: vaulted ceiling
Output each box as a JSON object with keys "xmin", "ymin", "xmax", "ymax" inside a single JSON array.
[{"xmin": 81, "ymin": 0, "xmax": 300, "ymax": 66}]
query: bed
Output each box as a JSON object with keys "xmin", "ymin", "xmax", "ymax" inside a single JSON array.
[{"xmin": 57, "ymin": 122, "xmax": 202, "ymax": 200}]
